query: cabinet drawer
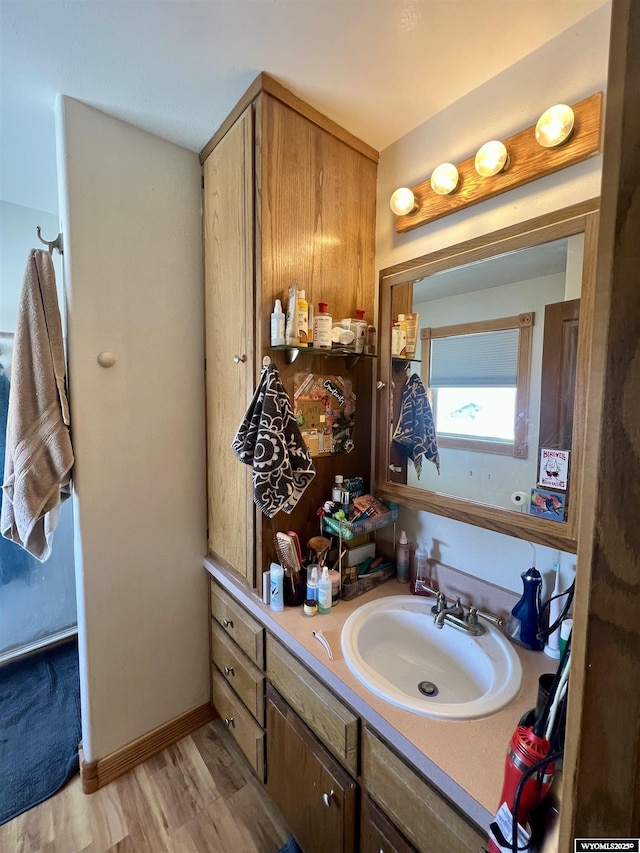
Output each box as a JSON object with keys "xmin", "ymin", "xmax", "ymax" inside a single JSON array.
[
  {"xmin": 360, "ymin": 794, "xmax": 418, "ymax": 853},
  {"xmin": 211, "ymin": 618, "xmax": 265, "ymax": 725},
  {"xmin": 210, "ymin": 579, "xmax": 264, "ymax": 668},
  {"xmin": 211, "ymin": 666, "xmax": 265, "ymax": 781},
  {"xmin": 267, "ymin": 685, "xmax": 357, "ymax": 853},
  {"xmin": 266, "ymin": 634, "xmax": 358, "ymax": 776},
  {"xmin": 362, "ymin": 728, "xmax": 485, "ymax": 853}
]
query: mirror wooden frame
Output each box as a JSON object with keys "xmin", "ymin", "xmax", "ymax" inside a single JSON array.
[{"xmin": 375, "ymin": 198, "xmax": 600, "ymax": 553}]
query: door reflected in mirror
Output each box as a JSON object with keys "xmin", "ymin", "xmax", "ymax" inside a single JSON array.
[{"xmin": 377, "ymin": 200, "xmax": 599, "ymax": 552}]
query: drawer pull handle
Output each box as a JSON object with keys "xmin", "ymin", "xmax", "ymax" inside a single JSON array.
[
  {"xmin": 322, "ymin": 790, "xmax": 335, "ymax": 807},
  {"xmin": 233, "ymin": 354, "xmax": 247, "ymax": 364},
  {"xmin": 222, "ymin": 618, "xmax": 233, "ymax": 629},
  {"xmin": 223, "ymin": 717, "xmax": 235, "ymax": 728},
  {"xmin": 223, "ymin": 666, "xmax": 235, "ymax": 677}
]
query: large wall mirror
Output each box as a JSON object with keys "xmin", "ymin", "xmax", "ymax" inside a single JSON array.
[{"xmin": 375, "ymin": 199, "xmax": 599, "ymax": 552}]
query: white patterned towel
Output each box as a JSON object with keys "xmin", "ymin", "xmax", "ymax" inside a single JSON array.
[{"xmin": 232, "ymin": 363, "xmax": 315, "ymax": 518}]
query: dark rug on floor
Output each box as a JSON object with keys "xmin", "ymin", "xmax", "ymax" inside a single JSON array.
[
  {"xmin": 277, "ymin": 836, "xmax": 304, "ymax": 853},
  {"xmin": 0, "ymin": 639, "xmax": 81, "ymax": 826}
]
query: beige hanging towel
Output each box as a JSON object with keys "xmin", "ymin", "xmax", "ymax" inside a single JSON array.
[{"xmin": 1, "ymin": 249, "xmax": 74, "ymax": 561}]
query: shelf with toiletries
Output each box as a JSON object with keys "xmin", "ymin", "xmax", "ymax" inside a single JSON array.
[
  {"xmin": 321, "ymin": 495, "xmax": 399, "ymax": 602},
  {"xmin": 270, "ymin": 344, "xmax": 377, "ymax": 366},
  {"xmin": 321, "ymin": 499, "xmax": 398, "ymax": 540}
]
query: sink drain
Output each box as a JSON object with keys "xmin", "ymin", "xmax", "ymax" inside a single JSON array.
[{"xmin": 418, "ymin": 681, "xmax": 438, "ymax": 697}]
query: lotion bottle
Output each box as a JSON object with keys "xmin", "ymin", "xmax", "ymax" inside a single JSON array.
[
  {"xmin": 313, "ymin": 302, "xmax": 333, "ymax": 349},
  {"xmin": 270, "ymin": 299, "xmax": 285, "ymax": 346},
  {"xmin": 318, "ymin": 566, "xmax": 332, "ymax": 614},
  {"xmin": 297, "ymin": 290, "xmax": 309, "ymax": 347}
]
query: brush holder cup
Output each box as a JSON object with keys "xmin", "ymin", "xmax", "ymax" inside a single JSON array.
[{"xmin": 284, "ymin": 567, "xmax": 306, "ymax": 607}]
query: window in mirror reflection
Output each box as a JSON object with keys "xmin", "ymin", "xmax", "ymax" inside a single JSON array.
[
  {"xmin": 422, "ymin": 314, "xmax": 533, "ymax": 459},
  {"xmin": 434, "ymin": 387, "xmax": 516, "ymax": 441}
]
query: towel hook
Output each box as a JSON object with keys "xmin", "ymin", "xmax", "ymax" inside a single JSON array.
[{"xmin": 36, "ymin": 227, "xmax": 64, "ymax": 255}]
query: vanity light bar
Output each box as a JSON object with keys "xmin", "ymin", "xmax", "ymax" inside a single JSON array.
[{"xmin": 392, "ymin": 92, "xmax": 602, "ymax": 234}]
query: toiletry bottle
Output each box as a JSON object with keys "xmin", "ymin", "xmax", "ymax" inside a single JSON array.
[
  {"xmin": 508, "ymin": 567, "xmax": 543, "ymax": 650},
  {"xmin": 297, "ymin": 290, "xmax": 309, "ymax": 346},
  {"xmin": 411, "ymin": 542, "xmax": 429, "ymax": 593},
  {"xmin": 313, "ymin": 302, "xmax": 333, "ymax": 349},
  {"xmin": 285, "ymin": 283, "xmax": 299, "ymax": 345},
  {"xmin": 391, "ymin": 319, "xmax": 400, "ymax": 356},
  {"xmin": 397, "ymin": 314, "xmax": 408, "ymax": 358},
  {"xmin": 351, "ymin": 308, "xmax": 367, "ymax": 354},
  {"xmin": 318, "ymin": 566, "xmax": 332, "ymax": 614},
  {"xmin": 306, "ymin": 565, "xmax": 319, "ymax": 601},
  {"xmin": 332, "ymin": 474, "xmax": 344, "ymax": 503},
  {"xmin": 404, "ymin": 312, "xmax": 419, "ymax": 358},
  {"xmin": 365, "ymin": 324, "xmax": 377, "ymax": 356},
  {"xmin": 270, "ymin": 298, "xmax": 285, "ymax": 347},
  {"xmin": 307, "ymin": 302, "xmax": 314, "ymax": 347},
  {"xmin": 396, "ymin": 530, "xmax": 410, "ymax": 583},
  {"xmin": 270, "ymin": 562, "xmax": 284, "ymax": 612},
  {"xmin": 328, "ymin": 568, "xmax": 341, "ymax": 604}
]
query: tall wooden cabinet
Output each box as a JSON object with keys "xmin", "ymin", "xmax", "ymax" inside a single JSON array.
[{"xmin": 201, "ymin": 73, "xmax": 378, "ymax": 587}]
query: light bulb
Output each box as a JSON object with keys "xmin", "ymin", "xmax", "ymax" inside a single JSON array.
[
  {"xmin": 535, "ymin": 104, "xmax": 575, "ymax": 147},
  {"xmin": 389, "ymin": 187, "xmax": 417, "ymax": 216},
  {"xmin": 474, "ymin": 140, "xmax": 509, "ymax": 177},
  {"xmin": 430, "ymin": 163, "xmax": 459, "ymax": 196}
]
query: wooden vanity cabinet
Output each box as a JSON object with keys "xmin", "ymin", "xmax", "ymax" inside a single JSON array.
[
  {"xmin": 209, "ymin": 579, "xmax": 266, "ymax": 779},
  {"xmin": 362, "ymin": 727, "xmax": 486, "ymax": 853},
  {"xmin": 201, "ymin": 73, "xmax": 378, "ymax": 589},
  {"xmin": 360, "ymin": 794, "xmax": 418, "ymax": 853},
  {"xmin": 267, "ymin": 685, "xmax": 357, "ymax": 853}
]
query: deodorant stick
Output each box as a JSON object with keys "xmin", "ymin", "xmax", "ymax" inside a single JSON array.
[{"xmin": 270, "ymin": 563, "xmax": 284, "ymax": 612}]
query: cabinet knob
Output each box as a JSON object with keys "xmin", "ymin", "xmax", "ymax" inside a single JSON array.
[
  {"xmin": 322, "ymin": 790, "xmax": 335, "ymax": 807},
  {"xmin": 222, "ymin": 618, "xmax": 233, "ymax": 629},
  {"xmin": 223, "ymin": 717, "xmax": 235, "ymax": 727},
  {"xmin": 233, "ymin": 354, "xmax": 247, "ymax": 364},
  {"xmin": 223, "ymin": 666, "xmax": 234, "ymax": 677}
]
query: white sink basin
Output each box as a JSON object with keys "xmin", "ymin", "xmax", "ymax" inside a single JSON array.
[{"xmin": 340, "ymin": 595, "xmax": 522, "ymax": 720}]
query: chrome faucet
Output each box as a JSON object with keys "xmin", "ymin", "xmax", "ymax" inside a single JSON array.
[
  {"xmin": 434, "ymin": 601, "xmax": 503, "ymax": 636},
  {"xmin": 412, "ymin": 579, "xmax": 503, "ymax": 636}
]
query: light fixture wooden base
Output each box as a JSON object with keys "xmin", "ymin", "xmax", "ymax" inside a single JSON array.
[{"xmin": 395, "ymin": 92, "xmax": 602, "ymax": 233}]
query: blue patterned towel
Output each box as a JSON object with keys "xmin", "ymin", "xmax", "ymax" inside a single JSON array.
[
  {"xmin": 392, "ymin": 373, "xmax": 440, "ymax": 477},
  {"xmin": 232, "ymin": 363, "xmax": 315, "ymax": 518}
]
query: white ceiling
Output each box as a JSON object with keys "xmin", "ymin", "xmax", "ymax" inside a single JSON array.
[{"xmin": 0, "ymin": 0, "xmax": 606, "ymax": 215}]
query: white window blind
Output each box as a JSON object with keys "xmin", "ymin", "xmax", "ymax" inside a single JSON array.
[{"xmin": 430, "ymin": 329, "xmax": 519, "ymax": 388}]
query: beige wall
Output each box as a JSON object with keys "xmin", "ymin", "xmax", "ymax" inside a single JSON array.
[
  {"xmin": 56, "ymin": 97, "xmax": 207, "ymax": 761},
  {"xmin": 375, "ymin": 3, "xmax": 610, "ymax": 594}
]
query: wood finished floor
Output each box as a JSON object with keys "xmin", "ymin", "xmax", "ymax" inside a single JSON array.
[{"xmin": 0, "ymin": 719, "xmax": 291, "ymax": 853}]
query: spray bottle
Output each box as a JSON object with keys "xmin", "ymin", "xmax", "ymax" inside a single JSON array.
[{"xmin": 396, "ymin": 531, "xmax": 410, "ymax": 583}]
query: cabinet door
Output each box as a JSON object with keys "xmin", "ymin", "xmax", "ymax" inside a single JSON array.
[
  {"xmin": 360, "ymin": 794, "xmax": 417, "ymax": 853},
  {"xmin": 203, "ymin": 106, "xmax": 255, "ymax": 584},
  {"xmin": 266, "ymin": 685, "xmax": 357, "ymax": 853}
]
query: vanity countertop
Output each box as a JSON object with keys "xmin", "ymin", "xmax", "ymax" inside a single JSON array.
[{"xmin": 204, "ymin": 558, "xmax": 554, "ymax": 833}]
